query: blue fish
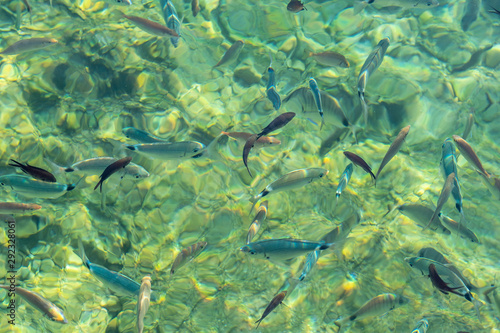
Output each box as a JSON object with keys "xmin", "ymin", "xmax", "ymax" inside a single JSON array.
[
  {"xmin": 441, "ymin": 138, "xmax": 464, "ymax": 216},
  {"xmin": 308, "ymin": 77, "xmax": 324, "ymax": 129},
  {"xmin": 336, "ymin": 163, "xmax": 353, "ymax": 200},
  {"xmin": 266, "ymin": 66, "xmax": 281, "ymax": 110},
  {"xmin": 160, "ymin": 0, "xmax": 180, "ymax": 47},
  {"xmin": 241, "ymin": 238, "xmax": 330, "ymax": 262},
  {"xmin": 298, "ymin": 249, "xmax": 320, "ymax": 281},
  {"xmin": 122, "ymin": 127, "xmax": 167, "ymax": 143}
]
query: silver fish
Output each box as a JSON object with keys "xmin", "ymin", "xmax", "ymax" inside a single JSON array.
[
  {"xmin": 159, "ymin": 0, "xmax": 181, "ymax": 46},
  {"xmin": 425, "ymin": 172, "xmax": 455, "ymax": 231},
  {"xmin": 126, "ymin": 142, "xmax": 205, "ymax": 160},
  {"xmin": 357, "ymin": 38, "xmax": 390, "ymax": 124},
  {"xmin": 0, "ymin": 202, "xmax": 41, "ymax": 214},
  {"xmin": 298, "ymin": 249, "xmax": 320, "ymax": 281},
  {"xmin": 411, "ymin": 318, "xmax": 429, "ymax": 333},
  {"xmin": 221, "ymin": 132, "xmax": 281, "ymax": 149},
  {"xmin": 441, "ymin": 138, "xmax": 464, "ymax": 215},
  {"xmin": 266, "ymin": 64, "xmax": 281, "ymax": 111},
  {"xmin": 246, "ymin": 201, "xmax": 268, "ymax": 244},
  {"xmin": 310, "ymin": 51, "xmax": 349, "ymax": 68},
  {"xmin": 123, "ymin": 127, "xmax": 168, "ymax": 143},
  {"xmin": 355, "ymin": 0, "xmax": 438, "ymax": 12},
  {"xmin": 1, "ymin": 38, "xmax": 58, "ymax": 55},
  {"xmin": 439, "ymin": 214, "xmax": 479, "ymax": 243},
  {"xmin": 375, "ymin": 125, "xmax": 410, "ymax": 184},
  {"xmin": 309, "ymin": 78, "xmax": 324, "ymax": 129},
  {"xmin": 213, "ymin": 40, "xmax": 244, "ymax": 68},
  {"xmin": 462, "ymin": 112, "xmax": 474, "ymax": 140},
  {"xmin": 241, "ymin": 238, "xmax": 330, "ymax": 261},
  {"xmin": 137, "ymin": 275, "xmax": 152, "ymax": 333},
  {"xmin": 397, "ymin": 203, "xmax": 450, "ymax": 234},
  {"xmin": 170, "ymin": 241, "xmax": 207, "ymax": 275},
  {"xmin": 336, "ymin": 163, "xmax": 353, "ymax": 201},
  {"xmin": 0, "ymin": 175, "xmax": 79, "ymax": 199},
  {"xmin": 65, "ymin": 157, "xmax": 149, "ymax": 179}
]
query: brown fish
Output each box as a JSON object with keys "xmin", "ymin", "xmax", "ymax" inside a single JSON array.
[
  {"xmin": 9, "ymin": 159, "xmax": 57, "ymax": 182},
  {"xmin": 213, "ymin": 40, "xmax": 244, "ymax": 68},
  {"xmin": 424, "ymin": 172, "xmax": 455, "ymax": 231},
  {"xmin": 452, "ymin": 135, "xmax": 489, "ymax": 178},
  {"xmin": 221, "ymin": 131, "xmax": 281, "ymax": 149},
  {"xmin": 1, "ymin": 38, "xmax": 58, "ymax": 55},
  {"xmin": 123, "ymin": 14, "xmax": 179, "ymax": 37},
  {"xmin": 191, "ymin": 0, "xmax": 200, "ymax": 17},
  {"xmin": 255, "ymin": 291, "xmax": 287, "ymax": 328},
  {"xmin": 310, "ymin": 51, "xmax": 349, "ymax": 68},
  {"xmin": 428, "ymin": 263, "xmax": 463, "ymax": 297},
  {"xmin": 343, "ymin": 151, "xmax": 375, "ymax": 181},
  {"xmin": 375, "ymin": 125, "xmax": 410, "ymax": 184},
  {"xmin": 94, "ymin": 156, "xmax": 132, "ymax": 192},
  {"xmin": 287, "ymin": 0, "xmax": 306, "ymax": 13},
  {"xmin": 242, "ymin": 134, "xmax": 258, "ymax": 178},
  {"xmin": 170, "ymin": 241, "xmax": 207, "ymax": 275},
  {"xmin": 0, "ymin": 202, "xmax": 41, "ymax": 214}
]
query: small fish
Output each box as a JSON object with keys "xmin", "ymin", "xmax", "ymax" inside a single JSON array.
[
  {"xmin": 0, "ymin": 285, "xmax": 67, "ymax": 323},
  {"xmin": 462, "ymin": 112, "xmax": 474, "ymax": 140},
  {"xmin": 221, "ymin": 132, "xmax": 281, "ymax": 148},
  {"xmin": 336, "ymin": 163, "xmax": 353, "ymax": 201},
  {"xmin": 250, "ymin": 168, "xmax": 329, "ymax": 213},
  {"xmin": 287, "ymin": 0, "xmax": 306, "ymax": 13},
  {"xmin": 213, "ymin": 40, "xmax": 244, "ymax": 69},
  {"xmin": 246, "ymin": 201, "xmax": 268, "ymax": 244},
  {"xmin": 319, "ymin": 128, "xmax": 350, "ymax": 157},
  {"xmin": 122, "ymin": 14, "xmax": 179, "ymax": 37},
  {"xmin": 310, "ymin": 51, "xmax": 349, "ymax": 68},
  {"xmin": 191, "ymin": 0, "xmax": 200, "ymax": 16},
  {"xmin": 266, "ymin": 66, "xmax": 281, "ymax": 111},
  {"xmin": 441, "ymin": 138, "xmax": 464, "ymax": 216},
  {"xmin": 160, "ymin": 0, "xmax": 180, "ymax": 47},
  {"xmin": 126, "ymin": 142, "xmax": 205, "ymax": 160},
  {"xmin": 122, "ymin": 127, "xmax": 167, "ymax": 143},
  {"xmin": 461, "ymin": 0, "xmax": 480, "ymax": 31},
  {"xmin": 397, "ymin": 203, "xmax": 450, "ymax": 234},
  {"xmin": 375, "ymin": 125, "xmax": 410, "ymax": 184},
  {"xmin": 94, "ymin": 156, "xmax": 132, "ymax": 192},
  {"xmin": 439, "ymin": 214, "xmax": 479, "ymax": 243},
  {"xmin": 424, "ymin": 172, "xmax": 455, "ymax": 231},
  {"xmin": 334, "ymin": 293, "xmax": 409, "ymax": 330},
  {"xmin": 298, "ymin": 249, "xmax": 320, "ymax": 281},
  {"xmin": 242, "ymin": 134, "xmax": 258, "ymax": 178},
  {"xmin": 411, "ymin": 318, "xmax": 429, "ymax": 333},
  {"xmin": 452, "ymin": 135, "xmax": 489, "ymax": 178},
  {"xmin": 343, "ymin": 151, "xmax": 375, "ymax": 181},
  {"xmin": 241, "ymin": 238, "xmax": 330, "ymax": 261},
  {"xmin": 309, "ymin": 78, "xmax": 324, "ymax": 130},
  {"xmin": 355, "ymin": 0, "xmax": 438, "ymax": 12},
  {"xmin": 0, "ymin": 202, "xmax": 41, "ymax": 214},
  {"xmin": 357, "ymin": 38, "xmax": 390, "ymax": 124},
  {"xmin": 64, "ymin": 157, "xmax": 149, "ymax": 179},
  {"xmin": 0, "ymin": 175, "xmax": 80, "ymax": 199},
  {"xmin": 255, "ymin": 291, "xmax": 287, "ymax": 328},
  {"xmin": 1, "ymin": 38, "xmax": 58, "ymax": 55},
  {"xmin": 170, "ymin": 241, "xmax": 207, "ymax": 275},
  {"xmin": 78, "ymin": 239, "xmax": 156, "ymax": 300},
  {"xmin": 9, "ymin": 159, "xmax": 57, "ymax": 182},
  {"xmin": 137, "ymin": 275, "xmax": 152, "ymax": 333}
]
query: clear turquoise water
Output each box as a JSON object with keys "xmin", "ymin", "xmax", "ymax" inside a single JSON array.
[{"xmin": 0, "ymin": 0, "xmax": 499, "ymax": 332}]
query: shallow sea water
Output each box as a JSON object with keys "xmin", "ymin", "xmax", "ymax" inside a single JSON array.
[{"xmin": 0, "ymin": 0, "xmax": 499, "ymax": 332}]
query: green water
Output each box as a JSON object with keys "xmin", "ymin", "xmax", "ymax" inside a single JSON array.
[{"xmin": 0, "ymin": 0, "xmax": 499, "ymax": 331}]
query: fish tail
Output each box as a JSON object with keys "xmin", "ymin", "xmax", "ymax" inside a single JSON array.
[
  {"xmin": 67, "ymin": 176, "xmax": 85, "ymax": 192},
  {"xmin": 255, "ymin": 318, "xmax": 263, "ymax": 329},
  {"xmin": 8, "ymin": 159, "xmax": 22, "ymax": 167},
  {"xmin": 320, "ymin": 116, "xmax": 325, "ymax": 131},
  {"xmin": 359, "ymin": 92, "xmax": 368, "ymax": 126},
  {"xmin": 77, "ymin": 238, "xmax": 90, "ymax": 269},
  {"xmin": 126, "ymin": 145, "xmax": 136, "ymax": 151}
]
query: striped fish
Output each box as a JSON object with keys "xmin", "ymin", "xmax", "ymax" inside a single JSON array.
[
  {"xmin": 159, "ymin": 0, "xmax": 181, "ymax": 47},
  {"xmin": 266, "ymin": 66, "xmax": 281, "ymax": 110}
]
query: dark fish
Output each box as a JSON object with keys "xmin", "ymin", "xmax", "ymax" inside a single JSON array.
[
  {"xmin": 429, "ymin": 263, "xmax": 464, "ymax": 297},
  {"xmin": 94, "ymin": 156, "xmax": 132, "ymax": 192},
  {"xmin": 489, "ymin": 6, "xmax": 500, "ymax": 15},
  {"xmin": 287, "ymin": 0, "xmax": 306, "ymax": 12},
  {"xmin": 242, "ymin": 134, "xmax": 258, "ymax": 178},
  {"xmin": 122, "ymin": 14, "xmax": 179, "ymax": 37},
  {"xmin": 375, "ymin": 125, "xmax": 410, "ymax": 184},
  {"xmin": 9, "ymin": 159, "xmax": 57, "ymax": 182},
  {"xmin": 191, "ymin": 0, "xmax": 200, "ymax": 16},
  {"xmin": 461, "ymin": 0, "xmax": 480, "ymax": 31},
  {"xmin": 343, "ymin": 151, "xmax": 376, "ymax": 181},
  {"xmin": 213, "ymin": 40, "xmax": 244, "ymax": 68},
  {"xmin": 255, "ymin": 291, "xmax": 287, "ymax": 328}
]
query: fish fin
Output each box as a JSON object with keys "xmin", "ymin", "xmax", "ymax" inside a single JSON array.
[
  {"xmin": 306, "ymin": 118, "xmax": 319, "ymax": 126},
  {"xmin": 125, "ymin": 145, "xmax": 136, "ymax": 151},
  {"xmin": 382, "ymin": 204, "xmax": 397, "ymax": 218},
  {"xmin": 359, "ymin": 92, "xmax": 368, "ymax": 126},
  {"xmin": 320, "ymin": 116, "xmax": 325, "ymax": 130},
  {"xmin": 353, "ymin": 1, "xmax": 368, "ymax": 14},
  {"xmin": 8, "ymin": 159, "xmax": 22, "ymax": 167}
]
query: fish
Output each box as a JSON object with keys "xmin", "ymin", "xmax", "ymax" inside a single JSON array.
[
  {"xmin": 250, "ymin": 168, "xmax": 329, "ymax": 213},
  {"xmin": 319, "ymin": 128, "xmax": 350, "ymax": 157},
  {"xmin": 106, "ymin": 0, "xmax": 132, "ymax": 5},
  {"xmin": 22, "ymin": 0, "xmax": 32, "ymax": 24},
  {"xmin": 94, "ymin": 156, "xmax": 133, "ymax": 192},
  {"xmin": 310, "ymin": 51, "xmax": 349, "ymax": 68},
  {"xmin": 439, "ymin": 214, "xmax": 479, "ymax": 243},
  {"xmin": 441, "ymin": 138, "xmax": 464, "ymax": 216},
  {"xmin": 0, "ymin": 175, "xmax": 80, "ymax": 199},
  {"xmin": 213, "ymin": 40, "xmax": 244, "ymax": 69},
  {"xmin": 428, "ymin": 263, "xmax": 472, "ymax": 300},
  {"xmin": 424, "ymin": 172, "xmax": 455, "ymax": 231},
  {"xmin": 397, "ymin": 203, "xmax": 450, "ymax": 234},
  {"xmin": 1, "ymin": 38, "xmax": 58, "ymax": 55},
  {"xmin": 461, "ymin": 0, "xmax": 480, "ymax": 32},
  {"xmin": 309, "ymin": 78, "xmax": 324, "ymax": 130},
  {"xmin": 122, "ymin": 127, "xmax": 168, "ymax": 143},
  {"xmin": 343, "ymin": 151, "xmax": 376, "ymax": 181},
  {"xmin": 170, "ymin": 241, "xmax": 207, "ymax": 275},
  {"xmin": 489, "ymin": 6, "xmax": 500, "ymax": 15},
  {"xmin": 78, "ymin": 239, "xmax": 156, "ymax": 300},
  {"xmin": 159, "ymin": 0, "xmax": 181, "ymax": 47},
  {"xmin": 122, "ymin": 14, "xmax": 179, "ymax": 37},
  {"xmin": 452, "ymin": 135, "xmax": 489, "ymax": 178},
  {"xmin": 334, "ymin": 293, "xmax": 409, "ymax": 330},
  {"xmin": 246, "ymin": 201, "xmax": 268, "ymax": 244},
  {"xmin": 137, "ymin": 275, "xmax": 152, "ymax": 333},
  {"xmin": 411, "ymin": 318, "xmax": 429, "ymax": 333},
  {"xmin": 241, "ymin": 238, "xmax": 330, "ymax": 261},
  {"xmin": 375, "ymin": 125, "xmax": 410, "ymax": 184},
  {"xmin": 191, "ymin": 0, "xmax": 200, "ymax": 16},
  {"xmin": 357, "ymin": 38, "xmax": 390, "ymax": 124},
  {"xmin": 355, "ymin": 0, "xmax": 439, "ymax": 12},
  {"xmin": 0, "ymin": 202, "xmax": 41, "ymax": 214},
  {"xmin": 221, "ymin": 132, "xmax": 281, "ymax": 149},
  {"xmin": 0, "ymin": 285, "xmax": 67, "ymax": 324},
  {"xmin": 336, "ymin": 163, "xmax": 354, "ymax": 201},
  {"xmin": 298, "ymin": 249, "xmax": 320, "ymax": 281},
  {"xmin": 320, "ymin": 213, "xmax": 360, "ymax": 244},
  {"xmin": 462, "ymin": 112, "xmax": 474, "ymax": 140},
  {"xmin": 242, "ymin": 134, "xmax": 258, "ymax": 178},
  {"xmin": 479, "ymin": 172, "xmax": 500, "ymax": 200},
  {"xmin": 126, "ymin": 142, "xmax": 205, "ymax": 159},
  {"xmin": 266, "ymin": 66, "xmax": 281, "ymax": 111},
  {"xmin": 63, "ymin": 157, "xmax": 149, "ymax": 179},
  {"xmin": 283, "ymin": 87, "xmax": 349, "ymax": 128},
  {"xmin": 287, "ymin": 0, "xmax": 306, "ymax": 13},
  {"xmin": 255, "ymin": 291, "xmax": 287, "ymax": 328},
  {"xmin": 9, "ymin": 159, "xmax": 57, "ymax": 182}
]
